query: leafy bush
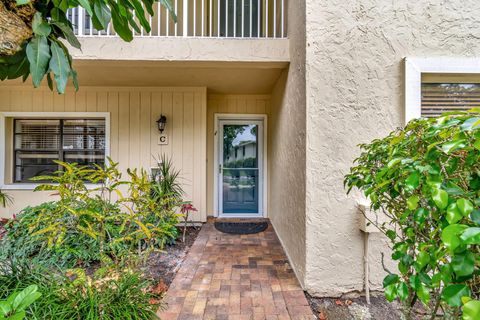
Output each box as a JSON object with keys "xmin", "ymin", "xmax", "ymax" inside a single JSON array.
[
  {"xmin": 0, "ymin": 285, "xmax": 41, "ymax": 320},
  {"xmin": 2, "ymin": 158, "xmax": 182, "ymax": 266},
  {"xmin": 345, "ymin": 112, "xmax": 480, "ymax": 319},
  {"xmin": 0, "ymin": 255, "xmax": 161, "ymax": 320},
  {"xmin": 0, "ymin": 158, "xmax": 186, "ymax": 319}
]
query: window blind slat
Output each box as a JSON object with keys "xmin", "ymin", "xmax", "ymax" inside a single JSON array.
[{"xmin": 421, "ymin": 83, "xmax": 480, "ymax": 117}]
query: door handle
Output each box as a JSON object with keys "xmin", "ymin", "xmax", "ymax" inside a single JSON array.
[{"xmin": 219, "ymin": 164, "xmax": 222, "ymax": 174}]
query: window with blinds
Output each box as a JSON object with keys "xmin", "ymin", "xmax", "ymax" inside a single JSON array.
[
  {"xmin": 14, "ymin": 119, "xmax": 106, "ymax": 182},
  {"xmin": 421, "ymin": 83, "xmax": 480, "ymax": 117}
]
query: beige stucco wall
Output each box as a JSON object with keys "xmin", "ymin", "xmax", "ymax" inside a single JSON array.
[
  {"xmin": 69, "ymin": 38, "xmax": 289, "ymax": 63},
  {"xmin": 206, "ymin": 94, "xmax": 271, "ymax": 215},
  {"xmin": 0, "ymin": 86, "xmax": 207, "ymax": 221},
  {"xmin": 304, "ymin": 0, "xmax": 480, "ymax": 296},
  {"xmin": 269, "ymin": 0, "xmax": 307, "ymax": 287}
]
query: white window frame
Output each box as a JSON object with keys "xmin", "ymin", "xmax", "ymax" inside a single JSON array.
[
  {"xmin": 213, "ymin": 113, "xmax": 268, "ymax": 218},
  {"xmin": 405, "ymin": 57, "xmax": 480, "ymax": 123},
  {"xmin": 0, "ymin": 112, "xmax": 110, "ymax": 190}
]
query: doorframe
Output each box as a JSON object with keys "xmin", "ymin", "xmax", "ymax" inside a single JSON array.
[{"xmin": 213, "ymin": 113, "xmax": 268, "ymax": 218}]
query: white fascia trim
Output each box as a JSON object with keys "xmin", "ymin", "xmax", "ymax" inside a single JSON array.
[
  {"xmin": 0, "ymin": 112, "xmax": 110, "ymax": 190},
  {"xmin": 405, "ymin": 57, "xmax": 480, "ymax": 124}
]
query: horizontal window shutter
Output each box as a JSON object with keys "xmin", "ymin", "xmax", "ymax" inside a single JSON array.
[{"xmin": 421, "ymin": 83, "xmax": 480, "ymax": 117}]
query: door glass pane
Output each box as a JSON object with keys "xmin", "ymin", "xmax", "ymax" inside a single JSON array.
[{"xmin": 222, "ymin": 124, "xmax": 259, "ymax": 214}]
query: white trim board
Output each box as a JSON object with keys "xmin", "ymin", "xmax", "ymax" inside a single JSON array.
[
  {"xmin": 405, "ymin": 58, "xmax": 480, "ymax": 123},
  {"xmin": 213, "ymin": 113, "xmax": 268, "ymax": 218},
  {"xmin": 0, "ymin": 112, "xmax": 111, "ymax": 190}
]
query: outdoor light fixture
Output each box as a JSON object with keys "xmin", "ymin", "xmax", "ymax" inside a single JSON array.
[{"xmin": 156, "ymin": 114, "xmax": 167, "ymax": 133}]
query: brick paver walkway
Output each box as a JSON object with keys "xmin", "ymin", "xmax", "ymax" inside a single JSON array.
[{"xmin": 158, "ymin": 220, "xmax": 315, "ymax": 320}]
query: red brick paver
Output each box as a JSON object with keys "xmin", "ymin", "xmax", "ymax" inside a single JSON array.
[{"xmin": 158, "ymin": 220, "xmax": 314, "ymax": 320}]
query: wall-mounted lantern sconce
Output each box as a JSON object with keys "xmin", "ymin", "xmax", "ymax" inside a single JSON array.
[{"xmin": 156, "ymin": 114, "xmax": 167, "ymax": 133}]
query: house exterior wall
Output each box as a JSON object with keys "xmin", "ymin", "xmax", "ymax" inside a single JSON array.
[
  {"xmin": 304, "ymin": 0, "xmax": 480, "ymax": 296},
  {"xmin": 206, "ymin": 94, "xmax": 271, "ymax": 216},
  {"xmin": 0, "ymin": 86, "xmax": 207, "ymax": 221},
  {"xmin": 269, "ymin": 0, "xmax": 307, "ymax": 287}
]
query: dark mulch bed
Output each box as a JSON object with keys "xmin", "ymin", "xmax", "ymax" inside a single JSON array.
[
  {"xmin": 0, "ymin": 218, "xmax": 8, "ymax": 240},
  {"xmin": 145, "ymin": 226, "xmax": 201, "ymax": 289},
  {"xmin": 307, "ymin": 292, "xmax": 408, "ymax": 320}
]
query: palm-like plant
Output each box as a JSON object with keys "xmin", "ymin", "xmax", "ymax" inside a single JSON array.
[
  {"xmin": 151, "ymin": 155, "xmax": 184, "ymax": 209},
  {"xmin": 0, "ymin": 190, "xmax": 12, "ymax": 208}
]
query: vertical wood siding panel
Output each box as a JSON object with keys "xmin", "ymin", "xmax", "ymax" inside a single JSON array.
[
  {"xmin": 108, "ymin": 92, "xmax": 119, "ymax": 161},
  {"xmin": 10, "ymin": 91, "xmax": 23, "ymax": 111},
  {"xmin": 53, "ymin": 93, "xmax": 65, "ymax": 112},
  {"xmin": 140, "ymin": 92, "xmax": 151, "ymax": 170},
  {"xmin": 226, "ymin": 97, "xmax": 237, "ymax": 113},
  {"xmin": 246, "ymin": 97, "xmax": 257, "ymax": 114},
  {"xmin": 161, "ymin": 92, "xmax": 173, "ymax": 158},
  {"xmin": 0, "ymin": 90, "xmax": 11, "ymax": 111},
  {"xmin": 172, "ymin": 92, "xmax": 184, "ymax": 180},
  {"xmin": 129, "ymin": 92, "xmax": 140, "ymax": 169},
  {"xmin": 64, "ymin": 91, "xmax": 76, "ymax": 112},
  {"xmin": 256, "ymin": 99, "xmax": 266, "ymax": 113},
  {"xmin": 97, "ymin": 92, "xmax": 108, "ymax": 112},
  {"xmin": 150, "ymin": 92, "xmax": 162, "ymax": 167},
  {"xmin": 237, "ymin": 97, "xmax": 247, "ymax": 113},
  {"xmin": 75, "ymin": 90, "xmax": 86, "ymax": 112},
  {"xmin": 183, "ymin": 92, "xmax": 194, "ymax": 203},
  {"xmin": 20, "ymin": 91, "xmax": 31, "ymax": 111},
  {"xmin": 42, "ymin": 91, "xmax": 54, "ymax": 112},
  {"xmin": 32, "ymin": 91, "xmax": 43, "ymax": 112},
  {"xmin": 86, "ymin": 91, "xmax": 97, "ymax": 112},
  {"xmin": 195, "ymin": 91, "xmax": 207, "ymax": 219},
  {"xmin": 118, "ymin": 92, "xmax": 130, "ymax": 171}
]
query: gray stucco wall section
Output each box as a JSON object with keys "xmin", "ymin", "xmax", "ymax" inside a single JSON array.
[
  {"xmin": 269, "ymin": 1, "xmax": 307, "ymax": 286},
  {"xmin": 304, "ymin": 1, "xmax": 480, "ymax": 296}
]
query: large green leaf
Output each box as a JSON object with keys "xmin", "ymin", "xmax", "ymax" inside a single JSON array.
[
  {"xmin": 93, "ymin": 0, "xmax": 112, "ymax": 30},
  {"xmin": 32, "ymin": 12, "xmax": 51, "ymax": 36},
  {"xmin": 384, "ymin": 284, "xmax": 397, "ymax": 302},
  {"xmin": 110, "ymin": 3, "xmax": 133, "ymax": 41},
  {"xmin": 451, "ymin": 252, "xmax": 475, "ymax": 277},
  {"xmin": 447, "ymin": 203, "xmax": 463, "ymax": 224},
  {"xmin": 432, "ymin": 188, "xmax": 449, "ymax": 209},
  {"xmin": 78, "ymin": 0, "xmax": 94, "ymax": 16},
  {"xmin": 52, "ymin": 22, "xmax": 81, "ymax": 49},
  {"xmin": 441, "ymin": 284, "xmax": 471, "ymax": 307},
  {"xmin": 12, "ymin": 285, "xmax": 41, "ymax": 311},
  {"xmin": 49, "ymin": 41, "xmax": 71, "ymax": 93},
  {"xmin": 460, "ymin": 227, "xmax": 480, "ymax": 244},
  {"xmin": 457, "ymin": 198, "xmax": 474, "ymax": 217},
  {"xmin": 463, "ymin": 300, "xmax": 480, "ymax": 320},
  {"xmin": 415, "ymin": 251, "xmax": 430, "ymax": 271},
  {"xmin": 26, "ymin": 36, "xmax": 51, "ymax": 87},
  {"xmin": 405, "ymin": 171, "xmax": 420, "ymax": 190},
  {"xmin": 441, "ymin": 139, "xmax": 466, "ymax": 154},
  {"xmin": 382, "ymin": 274, "xmax": 399, "ymax": 287},
  {"xmin": 407, "ymin": 195, "xmax": 419, "ymax": 210},
  {"xmin": 441, "ymin": 224, "xmax": 468, "ymax": 252},
  {"xmin": 130, "ymin": 0, "xmax": 150, "ymax": 31}
]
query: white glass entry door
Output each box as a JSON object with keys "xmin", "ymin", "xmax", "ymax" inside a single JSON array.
[{"xmin": 218, "ymin": 119, "xmax": 264, "ymax": 217}]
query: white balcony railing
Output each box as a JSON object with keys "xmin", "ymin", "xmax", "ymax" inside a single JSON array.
[{"xmin": 68, "ymin": 0, "xmax": 287, "ymax": 38}]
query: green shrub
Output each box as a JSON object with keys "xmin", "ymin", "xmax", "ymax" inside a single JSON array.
[
  {"xmin": 0, "ymin": 256, "xmax": 161, "ymax": 320},
  {"xmin": 3, "ymin": 158, "xmax": 182, "ymax": 266},
  {"xmin": 0, "ymin": 285, "xmax": 41, "ymax": 320},
  {"xmin": 0, "ymin": 158, "xmax": 183, "ymax": 319},
  {"xmin": 345, "ymin": 111, "xmax": 480, "ymax": 319}
]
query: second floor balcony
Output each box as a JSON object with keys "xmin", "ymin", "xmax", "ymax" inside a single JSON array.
[
  {"xmin": 68, "ymin": 0, "xmax": 287, "ymax": 38},
  {"xmin": 67, "ymin": 0, "xmax": 289, "ymax": 63}
]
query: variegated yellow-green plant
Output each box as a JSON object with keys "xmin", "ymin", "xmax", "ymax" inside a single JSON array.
[{"xmin": 25, "ymin": 158, "xmax": 181, "ymax": 265}]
